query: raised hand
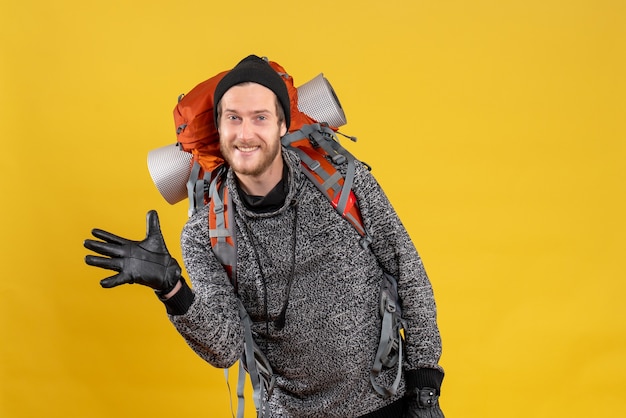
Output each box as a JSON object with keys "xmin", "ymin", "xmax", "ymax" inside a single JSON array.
[{"xmin": 84, "ymin": 210, "xmax": 181, "ymax": 294}]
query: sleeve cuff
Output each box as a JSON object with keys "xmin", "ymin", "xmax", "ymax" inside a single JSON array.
[
  {"xmin": 406, "ymin": 368, "xmax": 445, "ymax": 393},
  {"xmin": 157, "ymin": 279, "xmax": 195, "ymax": 316}
]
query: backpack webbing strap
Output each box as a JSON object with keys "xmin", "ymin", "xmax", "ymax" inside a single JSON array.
[
  {"xmin": 208, "ymin": 170, "xmax": 237, "ymax": 288},
  {"xmin": 223, "ymin": 363, "xmax": 247, "ymax": 418},
  {"xmin": 236, "ymin": 360, "xmax": 246, "ymax": 418},
  {"xmin": 370, "ymin": 272, "xmax": 406, "ymax": 397},
  {"xmin": 282, "ymin": 124, "xmax": 371, "ymax": 247},
  {"xmin": 205, "ymin": 172, "xmax": 274, "ymax": 417},
  {"xmin": 186, "ymin": 160, "xmax": 213, "ymax": 217},
  {"xmin": 186, "ymin": 161, "xmax": 202, "ymax": 217},
  {"xmin": 295, "ymin": 150, "xmax": 367, "ymax": 243},
  {"xmin": 306, "ymin": 126, "xmax": 357, "ymax": 216},
  {"xmin": 237, "ymin": 299, "xmax": 275, "ymax": 418}
]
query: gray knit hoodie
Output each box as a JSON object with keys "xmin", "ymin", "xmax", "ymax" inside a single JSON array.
[{"xmin": 168, "ymin": 149, "xmax": 443, "ymax": 417}]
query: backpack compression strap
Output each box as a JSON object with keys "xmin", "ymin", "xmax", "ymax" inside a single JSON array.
[
  {"xmin": 234, "ymin": 299, "xmax": 275, "ymax": 418},
  {"xmin": 207, "ymin": 168, "xmax": 237, "ymax": 289},
  {"xmin": 186, "ymin": 161, "xmax": 210, "ymax": 217},
  {"xmin": 282, "ymin": 123, "xmax": 372, "ymax": 249},
  {"xmin": 223, "ymin": 300, "xmax": 275, "ymax": 418},
  {"xmin": 208, "ymin": 172, "xmax": 276, "ymax": 417},
  {"xmin": 370, "ymin": 271, "xmax": 406, "ymax": 397}
]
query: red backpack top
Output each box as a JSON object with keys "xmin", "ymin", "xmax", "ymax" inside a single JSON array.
[
  {"xmin": 173, "ymin": 60, "xmax": 318, "ymax": 180},
  {"xmin": 172, "ymin": 58, "xmax": 369, "ymax": 245}
]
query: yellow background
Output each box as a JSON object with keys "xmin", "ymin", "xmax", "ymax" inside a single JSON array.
[{"xmin": 1, "ymin": 0, "xmax": 624, "ymax": 417}]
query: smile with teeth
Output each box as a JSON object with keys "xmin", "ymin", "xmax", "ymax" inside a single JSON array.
[{"xmin": 236, "ymin": 145, "xmax": 260, "ymax": 153}]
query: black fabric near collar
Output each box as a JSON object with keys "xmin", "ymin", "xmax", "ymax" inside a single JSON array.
[{"xmin": 237, "ymin": 164, "xmax": 289, "ymax": 213}]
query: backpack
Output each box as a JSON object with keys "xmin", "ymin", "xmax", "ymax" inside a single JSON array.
[{"xmin": 170, "ymin": 58, "xmax": 405, "ymax": 416}]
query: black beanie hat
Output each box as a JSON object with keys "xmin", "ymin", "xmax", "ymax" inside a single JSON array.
[{"xmin": 213, "ymin": 55, "xmax": 291, "ymax": 130}]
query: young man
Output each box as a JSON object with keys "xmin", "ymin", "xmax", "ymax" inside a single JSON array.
[{"xmin": 85, "ymin": 55, "xmax": 445, "ymax": 417}]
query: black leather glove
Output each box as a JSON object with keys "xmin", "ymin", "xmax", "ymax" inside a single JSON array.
[
  {"xmin": 84, "ymin": 210, "xmax": 181, "ymax": 294},
  {"xmin": 405, "ymin": 388, "xmax": 444, "ymax": 418}
]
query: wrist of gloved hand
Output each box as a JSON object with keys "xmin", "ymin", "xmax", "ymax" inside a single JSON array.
[
  {"xmin": 153, "ymin": 272, "xmax": 181, "ymax": 296},
  {"xmin": 157, "ymin": 278, "xmax": 195, "ymax": 316},
  {"xmin": 405, "ymin": 387, "xmax": 444, "ymax": 418},
  {"xmin": 404, "ymin": 368, "xmax": 445, "ymax": 418},
  {"xmin": 408, "ymin": 387, "xmax": 440, "ymax": 408}
]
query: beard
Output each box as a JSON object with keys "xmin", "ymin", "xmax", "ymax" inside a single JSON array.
[{"xmin": 220, "ymin": 135, "xmax": 283, "ymax": 177}]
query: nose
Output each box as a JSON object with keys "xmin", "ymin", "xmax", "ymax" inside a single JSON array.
[{"xmin": 237, "ymin": 118, "xmax": 253, "ymax": 140}]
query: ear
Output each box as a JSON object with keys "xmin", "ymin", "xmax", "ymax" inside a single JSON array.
[{"xmin": 279, "ymin": 121, "xmax": 287, "ymax": 137}]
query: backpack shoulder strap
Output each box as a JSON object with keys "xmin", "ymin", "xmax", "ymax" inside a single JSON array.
[
  {"xmin": 282, "ymin": 123, "xmax": 372, "ymax": 249},
  {"xmin": 207, "ymin": 170, "xmax": 275, "ymax": 417},
  {"xmin": 284, "ymin": 124, "xmax": 405, "ymax": 397},
  {"xmin": 207, "ymin": 167, "xmax": 238, "ymax": 290}
]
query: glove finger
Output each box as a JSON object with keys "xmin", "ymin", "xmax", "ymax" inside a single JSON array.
[
  {"xmin": 90, "ymin": 228, "xmax": 131, "ymax": 245},
  {"xmin": 85, "ymin": 255, "xmax": 123, "ymax": 271},
  {"xmin": 146, "ymin": 210, "xmax": 162, "ymax": 239},
  {"xmin": 100, "ymin": 273, "xmax": 133, "ymax": 288},
  {"xmin": 143, "ymin": 210, "xmax": 170, "ymax": 253},
  {"xmin": 83, "ymin": 239, "xmax": 127, "ymax": 258}
]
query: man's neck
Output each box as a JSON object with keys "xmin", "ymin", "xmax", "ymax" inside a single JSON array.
[
  {"xmin": 237, "ymin": 164, "xmax": 289, "ymax": 213},
  {"xmin": 237, "ymin": 159, "xmax": 284, "ymax": 197}
]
